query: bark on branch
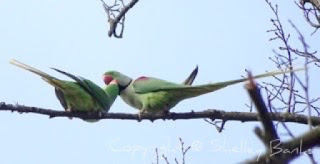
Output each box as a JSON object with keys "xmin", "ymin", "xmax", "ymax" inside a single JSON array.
[
  {"xmin": 246, "ymin": 73, "xmax": 280, "ymax": 148},
  {"xmin": 1, "ymin": 102, "xmax": 320, "ymax": 124},
  {"xmin": 246, "ymin": 126, "xmax": 320, "ymax": 164}
]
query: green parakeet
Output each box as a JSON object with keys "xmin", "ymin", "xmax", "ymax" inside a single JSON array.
[
  {"xmin": 103, "ymin": 68, "xmax": 302, "ymax": 117},
  {"xmin": 10, "ymin": 60, "xmax": 119, "ymax": 114}
]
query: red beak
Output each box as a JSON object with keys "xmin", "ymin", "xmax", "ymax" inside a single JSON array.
[{"xmin": 103, "ymin": 75, "xmax": 113, "ymax": 85}]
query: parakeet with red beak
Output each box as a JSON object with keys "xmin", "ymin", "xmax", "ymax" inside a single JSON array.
[
  {"xmin": 10, "ymin": 60, "xmax": 119, "ymax": 114},
  {"xmin": 103, "ymin": 67, "xmax": 302, "ymax": 117}
]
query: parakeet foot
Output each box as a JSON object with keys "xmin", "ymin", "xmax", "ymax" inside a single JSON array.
[
  {"xmin": 138, "ymin": 109, "xmax": 146, "ymax": 121},
  {"xmin": 98, "ymin": 111, "xmax": 106, "ymax": 117},
  {"xmin": 138, "ymin": 112, "xmax": 142, "ymax": 121},
  {"xmin": 83, "ymin": 111, "xmax": 102, "ymax": 123},
  {"xmin": 163, "ymin": 105, "xmax": 171, "ymax": 116},
  {"xmin": 163, "ymin": 110, "xmax": 171, "ymax": 116},
  {"xmin": 66, "ymin": 108, "xmax": 73, "ymax": 120}
]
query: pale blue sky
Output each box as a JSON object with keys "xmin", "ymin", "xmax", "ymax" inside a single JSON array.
[{"xmin": 0, "ymin": 0, "xmax": 319, "ymax": 163}]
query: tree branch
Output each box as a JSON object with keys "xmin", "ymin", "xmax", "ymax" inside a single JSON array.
[
  {"xmin": 299, "ymin": 0, "xmax": 320, "ymax": 30},
  {"xmin": 101, "ymin": 0, "xmax": 139, "ymax": 38},
  {"xmin": 246, "ymin": 72, "xmax": 279, "ymax": 146},
  {"xmin": 244, "ymin": 73, "xmax": 320, "ymax": 164},
  {"xmin": 301, "ymin": 0, "xmax": 320, "ymax": 11},
  {"xmin": 1, "ymin": 102, "xmax": 320, "ymax": 124},
  {"xmin": 246, "ymin": 126, "xmax": 320, "ymax": 164}
]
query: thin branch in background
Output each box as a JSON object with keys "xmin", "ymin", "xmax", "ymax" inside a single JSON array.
[
  {"xmin": 264, "ymin": 0, "xmax": 320, "ymax": 118},
  {"xmin": 152, "ymin": 138, "xmax": 192, "ymax": 164},
  {"xmin": 265, "ymin": 0, "xmax": 296, "ymax": 114},
  {"xmin": 263, "ymin": 1, "xmax": 320, "ymax": 162},
  {"xmin": 285, "ymin": 46, "xmax": 319, "ymax": 65},
  {"xmin": 245, "ymin": 101, "xmax": 254, "ymax": 112},
  {"xmin": 162, "ymin": 154, "xmax": 170, "ymax": 164},
  {"xmin": 100, "ymin": 0, "xmax": 139, "ymax": 38},
  {"xmin": 204, "ymin": 119, "xmax": 226, "ymax": 132},
  {"xmin": 174, "ymin": 159, "xmax": 179, "ymax": 164},
  {"xmin": 297, "ymin": 0, "xmax": 320, "ymax": 30},
  {"xmin": 152, "ymin": 148, "xmax": 159, "ymax": 164},
  {"xmin": 176, "ymin": 138, "xmax": 191, "ymax": 164},
  {"xmin": 289, "ymin": 20, "xmax": 313, "ymax": 130}
]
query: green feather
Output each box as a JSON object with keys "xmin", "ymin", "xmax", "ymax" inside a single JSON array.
[
  {"xmin": 134, "ymin": 68, "xmax": 304, "ymax": 94},
  {"xmin": 51, "ymin": 68, "xmax": 111, "ymax": 111},
  {"xmin": 10, "ymin": 59, "xmax": 118, "ymax": 113},
  {"xmin": 104, "ymin": 68, "xmax": 303, "ymax": 114},
  {"xmin": 103, "ymin": 83, "xmax": 119, "ymax": 108}
]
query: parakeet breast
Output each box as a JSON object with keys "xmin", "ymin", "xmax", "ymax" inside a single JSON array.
[
  {"xmin": 120, "ymin": 84, "xmax": 144, "ymax": 110},
  {"xmin": 139, "ymin": 91, "xmax": 172, "ymax": 113},
  {"xmin": 120, "ymin": 83, "xmax": 182, "ymax": 113}
]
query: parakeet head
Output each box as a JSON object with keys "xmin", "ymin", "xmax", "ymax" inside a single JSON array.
[{"xmin": 103, "ymin": 71, "xmax": 132, "ymax": 93}]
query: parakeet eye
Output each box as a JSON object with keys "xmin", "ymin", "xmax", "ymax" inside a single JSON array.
[{"xmin": 103, "ymin": 75, "xmax": 113, "ymax": 85}]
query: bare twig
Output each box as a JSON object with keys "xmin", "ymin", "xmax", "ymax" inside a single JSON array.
[
  {"xmin": 162, "ymin": 154, "xmax": 170, "ymax": 164},
  {"xmin": 152, "ymin": 148, "xmax": 159, "ymax": 164},
  {"xmin": 289, "ymin": 20, "xmax": 314, "ymax": 130},
  {"xmin": 100, "ymin": 0, "xmax": 139, "ymax": 38},
  {"xmin": 266, "ymin": 0, "xmax": 296, "ymax": 113},
  {"xmin": 204, "ymin": 119, "xmax": 226, "ymax": 132},
  {"xmin": 178, "ymin": 138, "xmax": 191, "ymax": 164},
  {"xmin": 264, "ymin": 0, "xmax": 320, "ymax": 118},
  {"xmin": 155, "ymin": 138, "xmax": 191, "ymax": 164},
  {"xmin": 298, "ymin": 0, "xmax": 320, "ymax": 29}
]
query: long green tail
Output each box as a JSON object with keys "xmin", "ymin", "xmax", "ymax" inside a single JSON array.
[
  {"xmin": 10, "ymin": 59, "xmax": 64, "ymax": 89},
  {"xmin": 171, "ymin": 68, "xmax": 304, "ymax": 99}
]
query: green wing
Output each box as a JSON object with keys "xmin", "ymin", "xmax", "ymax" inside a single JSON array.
[
  {"xmin": 82, "ymin": 79, "xmax": 111, "ymax": 110},
  {"xmin": 133, "ymin": 77, "xmax": 185, "ymax": 93},
  {"xmin": 133, "ymin": 68, "xmax": 304, "ymax": 96},
  {"xmin": 134, "ymin": 65, "xmax": 199, "ymax": 92},
  {"xmin": 55, "ymin": 88, "xmax": 68, "ymax": 110},
  {"xmin": 51, "ymin": 68, "xmax": 110, "ymax": 110}
]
